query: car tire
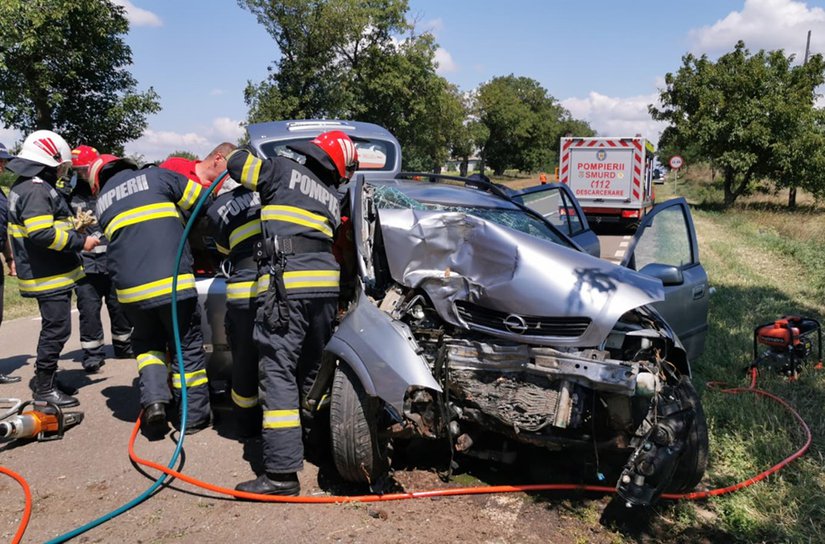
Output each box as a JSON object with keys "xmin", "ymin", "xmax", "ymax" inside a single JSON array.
[
  {"xmin": 667, "ymin": 378, "xmax": 709, "ymax": 493},
  {"xmin": 330, "ymin": 363, "xmax": 389, "ymax": 484}
]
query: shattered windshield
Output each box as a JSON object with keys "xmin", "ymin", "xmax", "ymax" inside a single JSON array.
[{"xmin": 373, "ymin": 185, "xmax": 568, "ymax": 245}]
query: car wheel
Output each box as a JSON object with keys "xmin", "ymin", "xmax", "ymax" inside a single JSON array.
[
  {"xmin": 667, "ymin": 378, "xmax": 709, "ymax": 492},
  {"xmin": 330, "ymin": 363, "xmax": 389, "ymax": 484}
]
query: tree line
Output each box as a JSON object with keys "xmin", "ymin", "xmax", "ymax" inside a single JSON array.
[{"xmin": 2, "ymin": 1, "xmax": 824, "ymax": 206}]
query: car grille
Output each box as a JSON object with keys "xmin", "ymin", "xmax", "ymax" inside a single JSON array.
[{"xmin": 454, "ymin": 301, "xmax": 591, "ymax": 338}]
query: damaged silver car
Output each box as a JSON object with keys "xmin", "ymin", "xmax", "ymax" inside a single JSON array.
[
  {"xmin": 307, "ymin": 174, "xmax": 709, "ymax": 508},
  {"xmin": 198, "ymin": 120, "xmax": 710, "ymax": 508}
]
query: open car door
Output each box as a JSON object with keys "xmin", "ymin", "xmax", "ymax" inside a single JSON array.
[
  {"xmin": 510, "ymin": 183, "xmax": 600, "ymax": 258},
  {"xmin": 621, "ymin": 197, "xmax": 709, "ymax": 361}
]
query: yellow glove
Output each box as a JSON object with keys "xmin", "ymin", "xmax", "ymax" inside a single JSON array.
[{"xmin": 73, "ymin": 209, "xmax": 97, "ymax": 233}]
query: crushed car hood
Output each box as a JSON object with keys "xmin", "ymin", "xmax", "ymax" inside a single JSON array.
[{"xmin": 378, "ymin": 209, "xmax": 665, "ymax": 347}]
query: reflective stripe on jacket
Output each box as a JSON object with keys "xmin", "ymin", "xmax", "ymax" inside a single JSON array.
[
  {"xmin": 226, "ymin": 150, "xmax": 341, "ymax": 298},
  {"xmin": 205, "ymin": 186, "xmax": 263, "ymax": 309},
  {"xmin": 8, "ymin": 175, "xmax": 86, "ymax": 298},
  {"xmin": 96, "ymin": 166, "xmax": 203, "ymax": 309}
]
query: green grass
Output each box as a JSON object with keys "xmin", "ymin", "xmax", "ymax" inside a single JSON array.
[
  {"xmin": 3, "ymin": 275, "xmax": 38, "ymax": 320},
  {"xmin": 648, "ymin": 177, "xmax": 825, "ymax": 543}
]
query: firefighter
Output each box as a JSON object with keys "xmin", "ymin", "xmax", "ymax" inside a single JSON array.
[
  {"xmin": 160, "ymin": 142, "xmax": 236, "ymax": 189},
  {"xmin": 70, "ymin": 145, "xmax": 134, "ymax": 373},
  {"xmin": 6, "ymin": 131, "xmax": 100, "ymax": 406},
  {"xmin": 88, "ymin": 154, "xmax": 211, "ymax": 433},
  {"xmin": 0, "ymin": 142, "xmax": 21, "ymax": 385},
  {"xmin": 161, "ymin": 143, "xmax": 237, "ymax": 276},
  {"xmin": 205, "ymin": 184, "xmax": 263, "ymax": 438},
  {"xmin": 228, "ymin": 131, "xmax": 357, "ymax": 496}
]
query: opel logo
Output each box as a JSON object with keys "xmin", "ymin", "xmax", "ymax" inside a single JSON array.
[{"xmin": 503, "ymin": 314, "xmax": 528, "ymax": 334}]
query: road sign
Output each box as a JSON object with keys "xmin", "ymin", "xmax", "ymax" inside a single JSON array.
[{"xmin": 669, "ymin": 155, "xmax": 684, "ymax": 170}]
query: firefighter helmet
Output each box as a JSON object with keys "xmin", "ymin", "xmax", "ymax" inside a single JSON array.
[
  {"xmin": 71, "ymin": 145, "xmax": 100, "ymax": 169},
  {"xmin": 17, "ymin": 130, "xmax": 72, "ymax": 168},
  {"xmin": 88, "ymin": 154, "xmax": 120, "ymax": 195},
  {"xmin": 311, "ymin": 130, "xmax": 359, "ymax": 180}
]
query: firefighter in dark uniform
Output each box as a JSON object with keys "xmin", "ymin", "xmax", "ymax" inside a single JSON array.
[
  {"xmin": 88, "ymin": 154, "xmax": 211, "ymax": 433},
  {"xmin": 70, "ymin": 145, "xmax": 133, "ymax": 372},
  {"xmin": 229, "ymin": 130, "xmax": 358, "ymax": 496},
  {"xmin": 0, "ymin": 142, "xmax": 21, "ymax": 385},
  {"xmin": 205, "ymin": 184, "xmax": 263, "ymax": 438},
  {"xmin": 6, "ymin": 130, "xmax": 101, "ymax": 407}
]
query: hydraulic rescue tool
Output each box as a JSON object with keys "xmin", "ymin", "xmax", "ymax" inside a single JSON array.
[
  {"xmin": 0, "ymin": 400, "xmax": 84, "ymax": 441},
  {"xmin": 752, "ymin": 315, "xmax": 822, "ymax": 377}
]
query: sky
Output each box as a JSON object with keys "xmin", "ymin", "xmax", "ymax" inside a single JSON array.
[{"xmin": 3, "ymin": 0, "xmax": 825, "ymax": 161}]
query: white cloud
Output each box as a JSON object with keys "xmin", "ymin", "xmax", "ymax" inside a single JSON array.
[
  {"xmin": 422, "ymin": 18, "xmax": 445, "ymax": 34},
  {"xmin": 434, "ymin": 47, "xmax": 458, "ymax": 74},
  {"xmin": 0, "ymin": 127, "xmax": 22, "ymax": 148},
  {"xmin": 124, "ymin": 117, "xmax": 245, "ymax": 161},
  {"xmin": 690, "ymin": 0, "xmax": 825, "ymax": 58},
  {"xmin": 209, "ymin": 89, "xmax": 226, "ymax": 96},
  {"xmin": 211, "ymin": 117, "xmax": 245, "ymax": 141},
  {"xmin": 562, "ymin": 92, "xmax": 666, "ymax": 144},
  {"xmin": 111, "ymin": 1, "xmax": 162, "ymax": 28}
]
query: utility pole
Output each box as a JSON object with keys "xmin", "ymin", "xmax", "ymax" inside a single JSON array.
[{"xmin": 790, "ymin": 30, "xmax": 812, "ymax": 209}]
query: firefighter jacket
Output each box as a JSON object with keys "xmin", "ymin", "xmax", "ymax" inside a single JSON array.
[
  {"xmin": 6, "ymin": 161, "xmax": 87, "ymax": 299},
  {"xmin": 226, "ymin": 149, "xmax": 341, "ymax": 299},
  {"xmin": 0, "ymin": 187, "xmax": 8, "ymax": 254},
  {"xmin": 205, "ymin": 186, "xmax": 263, "ymax": 309},
  {"xmin": 69, "ymin": 184, "xmax": 108, "ymax": 274},
  {"xmin": 95, "ymin": 165, "xmax": 204, "ymax": 309}
]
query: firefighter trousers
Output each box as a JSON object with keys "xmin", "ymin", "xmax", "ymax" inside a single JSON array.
[
  {"xmin": 75, "ymin": 273, "xmax": 133, "ymax": 366},
  {"xmin": 123, "ymin": 298, "xmax": 210, "ymax": 425},
  {"xmin": 254, "ymin": 296, "xmax": 336, "ymax": 474},
  {"xmin": 225, "ymin": 304, "xmax": 262, "ymax": 436},
  {"xmin": 35, "ymin": 292, "xmax": 73, "ymax": 374}
]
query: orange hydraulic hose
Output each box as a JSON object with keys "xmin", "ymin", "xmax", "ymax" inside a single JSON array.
[
  {"xmin": 127, "ymin": 368, "xmax": 812, "ymax": 504},
  {"xmin": 0, "ymin": 465, "xmax": 32, "ymax": 544}
]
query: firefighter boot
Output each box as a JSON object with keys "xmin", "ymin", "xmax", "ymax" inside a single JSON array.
[
  {"xmin": 235, "ymin": 472, "xmax": 300, "ymax": 497},
  {"xmin": 143, "ymin": 402, "xmax": 167, "ymax": 426},
  {"xmin": 33, "ymin": 371, "xmax": 80, "ymax": 408}
]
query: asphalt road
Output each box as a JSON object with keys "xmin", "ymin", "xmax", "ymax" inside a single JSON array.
[
  {"xmin": 596, "ymin": 227, "xmax": 633, "ymax": 264},
  {"xmin": 0, "ymin": 307, "xmax": 620, "ymax": 543}
]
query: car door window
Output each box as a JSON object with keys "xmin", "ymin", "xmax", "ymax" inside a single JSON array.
[
  {"xmin": 633, "ymin": 205, "xmax": 693, "ymax": 270},
  {"xmin": 517, "ymin": 188, "xmax": 584, "ymax": 237},
  {"xmin": 559, "ymin": 191, "xmax": 584, "ymax": 236}
]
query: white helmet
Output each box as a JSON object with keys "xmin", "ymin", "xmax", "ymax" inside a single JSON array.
[{"xmin": 17, "ymin": 130, "xmax": 72, "ymax": 168}]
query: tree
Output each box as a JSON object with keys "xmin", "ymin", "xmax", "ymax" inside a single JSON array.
[
  {"xmin": 650, "ymin": 41, "xmax": 825, "ymax": 206},
  {"xmin": 475, "ymin": 75, "xmax": 593, "ymax": 175},
  {"xmin": 239, "ymin": 0, "xmax": 465, "ymax": 169},
  {"xmin": 0, "ymin": 0, "xmax": 160, "ymax": 154},
  {"xmin": 165, "ymin": 150, "xmax": 199, "ymax": 162}
]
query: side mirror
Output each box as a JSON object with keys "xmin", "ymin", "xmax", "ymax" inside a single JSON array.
[{"xmin": 638, "ymin": 262, "xmax": 684, "ymax": 286}]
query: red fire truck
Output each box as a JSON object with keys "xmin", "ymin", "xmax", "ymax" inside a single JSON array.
[{"xmin": 559, "ymin": 136, "xmax": 655, "ymax": 227}]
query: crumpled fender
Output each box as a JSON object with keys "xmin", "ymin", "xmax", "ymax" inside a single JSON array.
[{"xmin": 325, "ymin": 289, "xmax": 442, "ymax": 415}]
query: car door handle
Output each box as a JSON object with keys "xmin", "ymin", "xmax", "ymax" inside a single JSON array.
[{"xmin": 692, "ymin": 285, "xmax": 706, "ymax": 300}]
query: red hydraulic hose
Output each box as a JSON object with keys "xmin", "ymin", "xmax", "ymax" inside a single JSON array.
[
  {"xmin": 0, "ymin": 465, "xmax": 32, "ymax": 544},
  {"xmin": 127, "ymin": 368, "xmax": 812, "ymax": 504}
]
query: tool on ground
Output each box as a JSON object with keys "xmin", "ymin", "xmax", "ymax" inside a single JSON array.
[
  {"xmin": 0, "ymin": 400, "xmax": 84, "ymax": 441},
  {"xmin": 752, "ymin": 315, "xmax": 822, "ymax": 377}
]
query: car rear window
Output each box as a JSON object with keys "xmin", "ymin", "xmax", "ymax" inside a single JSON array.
[
  {"xmin": 373, "ymin": 185, "xmax": 569, "ymax": 246},
  {"xmin": 259, "ymin": 137, "xmax": 397, "ymax": 171}
]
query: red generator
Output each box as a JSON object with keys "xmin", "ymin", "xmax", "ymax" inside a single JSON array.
[{"xmin": 752, "ymin": 316, "xmax": 822, "ymax": 376}]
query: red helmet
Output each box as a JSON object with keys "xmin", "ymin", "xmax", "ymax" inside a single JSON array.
[
  {"xmin": 71, "ymin": 145, "xmax": 100, "ymax": 169},
  {"xmin": 88, "ymin": 154, "xmax": 120, "ymax": 194},
  {"xmin": 312, "ymin": 131, "xmax": 359, "ymax": 180}
]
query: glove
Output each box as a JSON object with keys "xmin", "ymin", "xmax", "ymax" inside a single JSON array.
[{"xmin": 72, "ymin": 209, "xmax": 98, "ymax": 233}]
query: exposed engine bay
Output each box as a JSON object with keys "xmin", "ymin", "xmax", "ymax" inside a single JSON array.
[{"xmin": 367, "ymin": 283, "xmax": 705, "ymax": 505}]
